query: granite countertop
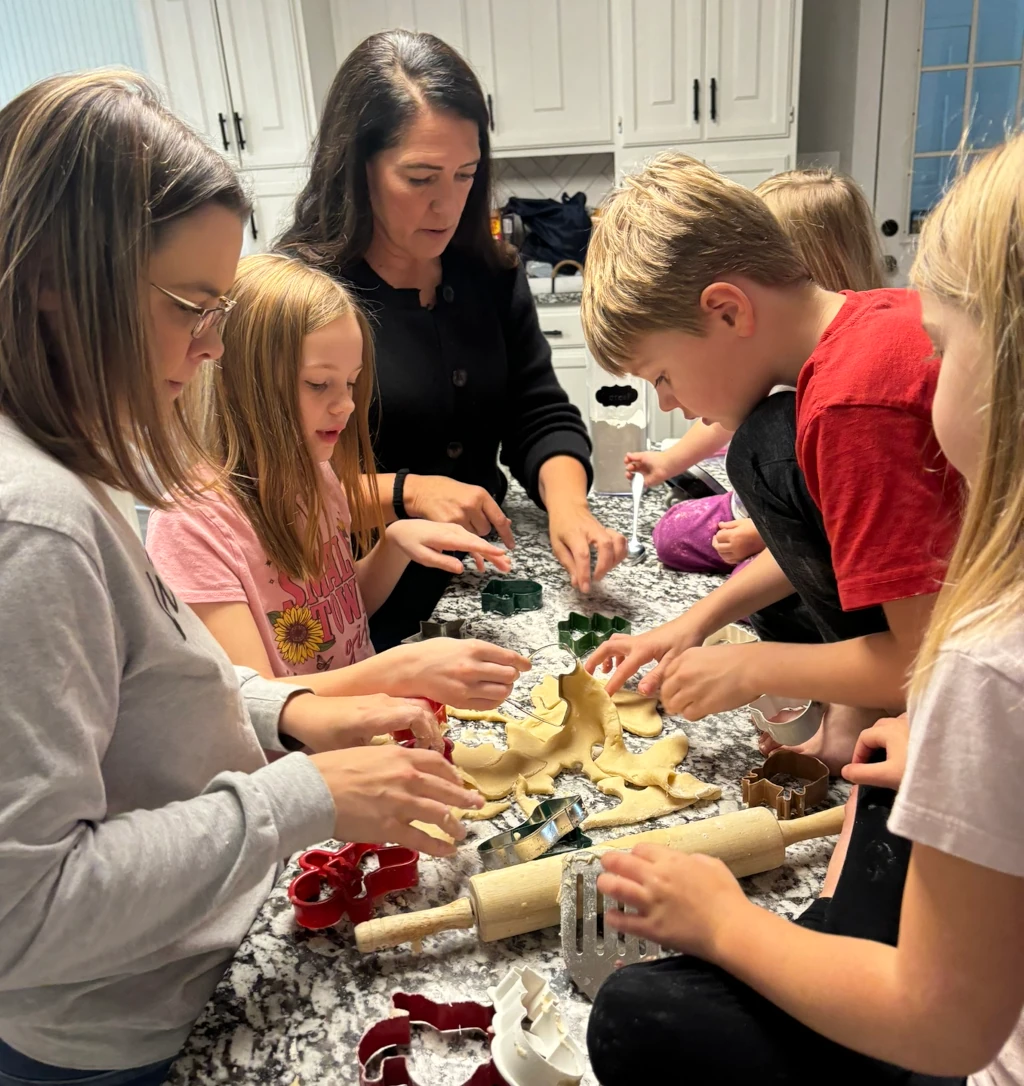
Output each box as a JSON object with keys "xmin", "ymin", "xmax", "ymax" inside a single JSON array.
[{"xmin": 168, "ymin": 473, "xmax": 845, "ymax": 1086}]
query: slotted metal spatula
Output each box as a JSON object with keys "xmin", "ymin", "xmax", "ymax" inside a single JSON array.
[{"xmin": 560, "ymin": 851, "xmax": 660, "ymax": 999}]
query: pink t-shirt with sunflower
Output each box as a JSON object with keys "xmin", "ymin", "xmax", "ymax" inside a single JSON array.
[{"xmin": 147, "ymin": 464, "xmax": 374, "ymax": 676}]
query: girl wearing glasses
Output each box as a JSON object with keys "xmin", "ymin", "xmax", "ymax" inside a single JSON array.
[
  {"xmin": 147, "ymin": 252, "xmax": 533, "ymax": 713},
  {"xmin": 0, "ymin": 71, "xmax": 477, "ymax": 1086}
]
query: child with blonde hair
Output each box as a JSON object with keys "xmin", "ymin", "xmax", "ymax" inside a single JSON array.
[
  {"xmin": 583, "ymin": 154, "xmax": 960, "ymax": 772},
  {"xmin": 628, "ymin": 168, "xmax": 885, "ymax": 576},
  {"xmin": 148, "ymin": 253, "xmax": 529, "ymax": 717},
  {"xmin": 589, "ymin": 135, "xmax": 1024, "ymax": 1086}
]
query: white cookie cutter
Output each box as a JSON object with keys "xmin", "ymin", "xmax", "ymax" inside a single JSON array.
[{"xmin": 487, "ymin": 966, "xmax": 585, "ymax": 1086}]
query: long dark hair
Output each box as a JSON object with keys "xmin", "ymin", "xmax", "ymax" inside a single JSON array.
[{"xmin": 279, "ymin": 29, "xmax": 513, "ymax": 273}]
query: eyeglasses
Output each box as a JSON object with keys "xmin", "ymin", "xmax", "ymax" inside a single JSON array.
[{"xmin": 151, "ymin": 283, "xmax": 237, "ymax": 339}]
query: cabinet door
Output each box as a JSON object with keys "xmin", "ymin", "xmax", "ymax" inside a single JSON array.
[
  {"xmin": 486, "ymin": 0, "xmax": 612, "ymax": 150},
  {"xmin": 701, "ymin": 147, "xmax": 790, "ymax": 188},
  {"xmin": 704, "ymin": 0, "xmax": 794, "ymax": 140},
  {"xmin": 550, "ymin": 347, "xmax": 590, "ymax": 431},
  {"xmin": 617, "ymin": 0, "xmax": 703, "ymax": 147},
  {"xmin": 216, "ymin": 0, "xmax": 316, "ymax": 169},
  {"xmin": 137, "ymin": 0, "xmax": 236, "ymax": 159},
  {"xmin": 241, "ymin": 168, "xmax": 308, "ymax": 254}
]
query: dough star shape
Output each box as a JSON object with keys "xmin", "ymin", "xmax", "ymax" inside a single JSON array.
[{"xmin": 581, "ymin": 775, "xmax": 722, "ymax": 831}]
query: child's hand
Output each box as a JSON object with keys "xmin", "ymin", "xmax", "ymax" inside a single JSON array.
[
  {"xmin": 391, "ymin": 638, "xmax": 532, "ymax": 710},
  {"xmin": 279, "ymin": 692, "xmax": 444, "ymax": 752},
  {"xmin": 658, "ymin": 643, "xmax": 763, "ymax": 719},
  {"xmin": 385, "ymin": 519, "xmax": 513, "ymax": 574},
  {"xmin": 584, "ymin": 616, "xmax": 702, "ymax": 696},
  {"xmin": 841, "ymin": 713, "xmax": 909, "ymax": 791},
  {"xmin": 625, "ymin": 450, "xmax": 671, "ymax": 488},
  {"xmin": 598, "ymin": 844, "xmax": 753, "ymax": 958},
  {"xmin": 711, "ymin": 518, "xmax": 766, "ymax": 565}
]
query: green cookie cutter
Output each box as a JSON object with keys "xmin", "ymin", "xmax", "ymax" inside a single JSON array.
[
  {"xmin": 480, "ymin": 578, "xmax": 543, "ymax": 616},
  {"xmin": 557, "ymin": 612, "xmax": 632, "ymax": 657}
]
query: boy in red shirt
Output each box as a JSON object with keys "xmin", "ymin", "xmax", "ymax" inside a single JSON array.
[{"xmin": 582, "ymin": 153, "xmax": 960, "ymax": 771}]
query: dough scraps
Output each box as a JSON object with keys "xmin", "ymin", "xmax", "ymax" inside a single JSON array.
[
  {"xmin": 529, "ymin": 675, "xmax": 663, "ymax": 738},
  {"xmin": 595, "ymin": 733, "xmax": 699, "ymax": 799},
  {"xmin": 456, "ymin": 800, "xmax": 511, "ymax": 821},
  {"xmin": 581, "ymin": 776, "xmax": 722, "ymax": 831},
  {"xmin": 452, "ymin": 742, "xmax": 546, "ymax": 800},
  {"xmin": 513, "ymin": 774, "xmax": 553, "ymax": 818}
]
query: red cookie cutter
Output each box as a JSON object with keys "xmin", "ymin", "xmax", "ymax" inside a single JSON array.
[
  {"xmin": 288, "ymin": 843, "xmax": 419, "ymax": 929},
  {"xmin": 394, "ymin": 699, "xmax": 454, "ymax": 762},
  {"xmin": 357, "ymin": 992, "xmax": 506, "ymax": 1086}
]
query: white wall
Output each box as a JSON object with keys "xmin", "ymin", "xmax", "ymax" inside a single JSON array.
[{"xmin": 0, "ymin": 0, "xmax": 146, "ymax": 107}]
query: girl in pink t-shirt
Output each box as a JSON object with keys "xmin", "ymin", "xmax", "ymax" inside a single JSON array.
[{"xmin": 148, "ymin": 254, "xmax": 526, "ymax": 712}]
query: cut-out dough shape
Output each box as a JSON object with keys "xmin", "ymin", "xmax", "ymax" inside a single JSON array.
[
  {"xmin": 581, "ymin": 776, "xmax": 721, "ymax": 831},
  {"xmin": 455, "ymin": 800, "xmax": 511, "ymax": 821},
  {"xmin": 452, "ymin": 742, "xmax": 545, "ymax": 800}
]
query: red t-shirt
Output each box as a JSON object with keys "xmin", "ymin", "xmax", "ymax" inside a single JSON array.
[{"xmin": 796, "ymin": 288, "xmax": 961, "ymax": 612}]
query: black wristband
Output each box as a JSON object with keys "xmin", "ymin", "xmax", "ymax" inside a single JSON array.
[{"xmin": 393, "ymin": 468, "xmax": 412, "ymax": 520}]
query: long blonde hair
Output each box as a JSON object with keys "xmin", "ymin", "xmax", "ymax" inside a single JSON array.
[
  {"xmin": 191, "ymin": 254, "xmax": 383, "ymax": 581},
  {"xmin": 0, "ymin": 70, "xmax": 248, "ymax": 506},
  {"xmin": 909, "ymin": 136, "xmax": 1024, "ymax": 693},
  {"xmin": 755, "ymin": 168, "xmax": 885, "ymax": 293}
]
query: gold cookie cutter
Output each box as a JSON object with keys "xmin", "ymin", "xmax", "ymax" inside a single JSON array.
[{"xmin": 741, "ymin": 749, "xmax": 830, "ymax": 820}]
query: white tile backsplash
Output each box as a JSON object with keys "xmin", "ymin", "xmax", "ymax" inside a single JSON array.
[{"xmin": 493, "ymin": 152, "xmax": 615, "ymax": 209}]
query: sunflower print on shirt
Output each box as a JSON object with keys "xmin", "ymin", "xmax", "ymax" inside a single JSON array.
[{"xmin": 268, "ymin": 604, "xmax": 336, "ymax": 666}]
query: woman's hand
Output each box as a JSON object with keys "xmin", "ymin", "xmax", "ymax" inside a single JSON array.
[
  {"xmin": 403, "ymin": 474, "xmax": 515, "ymax": 549},
  {"xmin": 659, "ymin": 642, "xmax": 765, "ymax": 719},
  {"xmin": 711, "ymin": 518, "xmax": 766, "ymax": 565},
  {"xmin": 548, "ymin": 503, "xmax": 627, "ymax": 592},
  {"xmin": 841, "ymin": 714, "xmax": 910, "ymax": 791},
  {"xmin": 310, "ymin": 745, "xmax": 480, "ymax": 858},
  {"xmin": 624, "ymin": 449, "xmax": 672, "ymax": 488},
  {"xmin": 598, "ymin": 844, "xmax": 754, "ymax": 959},
  {"xmin": 585, "ymin": 616, "xmax": 704, "ymax": 696},
  {"xmin": 389, "ymin": 638, "xmax": 532, "ymax": 710},
  {"xmin": 384, "ymin": 519, "xmax": 513, "ymax": 575},
  {"xmin": 279, "ymin": 692, "xmax": 444, "ymax": 752}
]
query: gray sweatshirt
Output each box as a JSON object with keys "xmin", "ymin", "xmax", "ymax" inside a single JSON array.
[{"xmin": 0, "ymin": 416, "xmax": 336, "ymax": 1069}]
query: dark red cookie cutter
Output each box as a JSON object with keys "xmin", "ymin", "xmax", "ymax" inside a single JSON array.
[
  {"xmin": 288, "ymin": 843, "xmax": 419, "ymax": 929},
  {"xmin": 357, "ymin": 992, "xmax": 506, "ymax": 1086},
  {"xmin": 394, "ymin": 699, "xmax": 454, "ymax": 762}
]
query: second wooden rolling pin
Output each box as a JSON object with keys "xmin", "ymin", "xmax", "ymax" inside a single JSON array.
[{"xmin": 355, "ymin": 803, "xmax": 845, "ymax": 952}]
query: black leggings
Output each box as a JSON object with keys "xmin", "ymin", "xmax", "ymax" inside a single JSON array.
[
  {"xmin": 587, "ymin": 779, "xmax": 964, "ymax": 1086},
  {"xmin": 727, "ymin": 392, "xmax": 889, "ymax": 646}
]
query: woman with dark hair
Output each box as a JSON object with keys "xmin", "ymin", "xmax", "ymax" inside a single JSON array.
[{"xmin": 280, "ymin": 29, "xmax": 626, "ymax": 649}]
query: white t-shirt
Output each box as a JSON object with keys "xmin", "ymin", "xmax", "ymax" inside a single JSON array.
[{"xmin": 889, "ymin": 613, "xmax": 1024, "ymax": 1086}]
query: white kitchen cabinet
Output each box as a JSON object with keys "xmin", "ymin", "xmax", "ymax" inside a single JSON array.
[
  {"xmin": 330, "ymin": 0, "xmax": 487, "ymax": 69},
  {"xmin": 240, "ymin": 167, "xmax": 308, "ymax": 254},
  {"xmin": 138, "ymin": 0, "xmax": 319, "ymax": 170},
  {"xmin": 550, "ymin": 346, "xmax": 590, "ymax": 427},
  {"xmin": 216, "ymin": 0, "xmax": 318, "ymax": 169},
  {"xmin": 484, "ymin": 0, "xmax": 612, "ymax": 151},
  {"xmin": 701, "ymin": 146, "xmax": 791, "ymax": 187},
  {"xmin": 614, "ymin": 0, "xmax": 797, "ymax": 148},
  {"xmin": 616, "ymin": 0, "xmax": 704, "ymax": 147},
  {"xmin": 704, "ymin": 0, "xmax": 794, "ymax": 140}
]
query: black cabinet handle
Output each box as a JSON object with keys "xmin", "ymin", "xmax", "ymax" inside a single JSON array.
[
  {"xmin": 250, "ymin": 212, "xmax": 258, "ymax": 241},
  {"xmin": 541, "ymin": 329, "xmax": 563, "ymax": 338},
  {"xmin": 710, "ymin": 77, "xmax": 717, "ymax": 122},
  {"xmin": 217, "ymin": 111, "xmax": 230, "ymax": 151},
  {"xmin": 692, "ymin": 79, "xmax": 700, "ymax": 122},
  {"xmin": 486, "ymin": 93, "xmax": 495, "ymax": 133},
  {"xmin": 233, "ymin": 111, "xmax": 246, "ymax": 150}
]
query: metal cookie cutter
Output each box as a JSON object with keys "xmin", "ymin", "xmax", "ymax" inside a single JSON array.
[
  {"xmin": 556, "ymin": 612, "xmax": 631, "ymax": 657},
  {"xmin": 741, "ymin": 749, "xmax": 830, "ymax": 820},
  {"xmin": 477, "ymin": 795, "xmax": 587, "ymax": 869},
  {"xmin": 480, "ymin": 578, "xmax": 543, "ymax": 616},
  {"xmin": 357, "ymin": 992, "xmax": 503, "ymax": 1086},
  {"xmin": 401, "ymin": 617, "xmax": 469, "ymax": 645},
  {"xmin": 748, "ymin": 693, "xmax": 825, "ymax": 746},
  {"xmin": 288, "ymin": 843, "xmax": 419, "ymax": 929}
]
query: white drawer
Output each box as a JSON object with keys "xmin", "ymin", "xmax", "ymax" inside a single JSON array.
[{"xmin": 536, "ymin": 306, "xmax": 585, "ymax": 348}]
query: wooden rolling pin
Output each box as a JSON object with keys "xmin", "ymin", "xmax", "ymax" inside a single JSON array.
[{"xmin": 355, "ymin": 803, "xmax": 844, "ymax": 952}]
